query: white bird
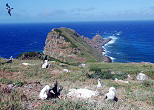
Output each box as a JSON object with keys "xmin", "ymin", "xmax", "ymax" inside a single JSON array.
[
  {"xmin": 6, "ymin": 3, "xmax": 13, "ymax": 16},
  {"xmin": 42, "ymin": 60, "xmax": 48, "ymax": 68},
  {"xmin": 97, "ymin": 78, "xmax": 101, "ymax": 88},
  {"xmin": 105, "ymin": 87, "xmax": 118, "ymax": 102},
  {"xmin": 39, "ymin": 85, "xmax": 50, "ymax": 100}
]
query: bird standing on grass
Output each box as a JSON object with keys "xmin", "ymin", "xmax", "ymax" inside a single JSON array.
[
  {"xmin": 42, "ymin": 60, "xmax": 48, "ymax": 68},
  {"xmin": 97, "ymin": 78, "xmax": 101, "ymax": 88},
  {"xmin": 6, "ymin": 3, "xmax": 13, "ymax": 16},
  {"xmin": 47, "ymin": 80, "xmax": 63, "ymax": 99},
  {"xmin": 39, "ymin": 81, "xmax": 63, "ymax": 100},
  {"xmin": 2, "ymin": 56, "xmax": 13, "ymax": 64},
  {"xmin": 39, "ymin": 85, "xmax": 50, "ymax": 100},
  {"xmin": 105, "ymin": 87, "xmax": 118, "ymax": 102}
]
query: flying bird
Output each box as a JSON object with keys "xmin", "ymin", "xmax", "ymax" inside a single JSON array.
[
  {"xmin": 105, "ymin": 87, "xmax": 118, "ymax": 102},
  {"xmin": 6, "ymin": 3, "xmax": 13, "ymax": 16}
]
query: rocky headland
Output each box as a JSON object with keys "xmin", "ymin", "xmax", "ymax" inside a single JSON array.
[{"xmin": 43, "ymin": 27, "xmax": 112, "ymax": 63}]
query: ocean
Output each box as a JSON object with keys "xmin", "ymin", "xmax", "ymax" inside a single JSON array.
[{"xmin": 0, "ymin": 21, "xmax": 154, "ymax": 63}]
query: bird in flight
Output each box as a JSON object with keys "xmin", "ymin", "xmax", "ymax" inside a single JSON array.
[{"xmin": 6, "ymin": 3, "xmax": 13, "ymax": 16}]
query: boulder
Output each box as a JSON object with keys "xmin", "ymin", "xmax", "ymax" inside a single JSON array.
[{"xmin": 136, "ymin": 73, "xmax": 148, "ymax": 81}]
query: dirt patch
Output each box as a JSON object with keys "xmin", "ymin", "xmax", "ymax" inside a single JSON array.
[{"xmin": 50, "ymin": 70, "xmax": 63, "ymax": 74}]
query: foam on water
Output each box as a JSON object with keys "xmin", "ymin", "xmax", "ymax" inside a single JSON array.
[
  {"xmin": 102, "ymin": 35, "xmax": 118, "ymax": 62},
  {"xmin": 107, "ymin": 35, "xmax": 118, "ymax": 45}
]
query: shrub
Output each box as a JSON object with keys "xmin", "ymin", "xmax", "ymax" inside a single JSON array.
[
  {"xmin": 88, "ymin": 68, "xmax": 127, "ymax": 80},
  {"xmin": 15, "ymin": 81, "xmax": 24, "ymax": 87},
  {"xmin": 142, "ymin": 80, "xmax": 154, "ymax": 87},
  {"xmin": 0, "ymin": 77, "xmax": 13, "ymax": 84},
  {"xmin": 17, "ymin": 52, "xmax": 43, "ymax": 60}
]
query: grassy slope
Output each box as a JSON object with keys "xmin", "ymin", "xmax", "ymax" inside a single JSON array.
[
  {"xmin": 0, "ymin": 58, "xmax": 154, "ymax": 110},
  {"xmin": 54, "ymin": 28, "xmax": 104, "ymax": 62}
]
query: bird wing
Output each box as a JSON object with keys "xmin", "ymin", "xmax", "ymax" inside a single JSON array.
[
  {"xmin": 8, "ymin": 10, "xmax": 11, "ymax": 16},
  {"xmin": 6, "ymin": 3, "xmax": 10, "ymax": 8},
  {"xmin": 51, "ymin": 81, "xmax": 58, "ymax": 94}
]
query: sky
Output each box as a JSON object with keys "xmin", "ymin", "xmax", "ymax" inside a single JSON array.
[{"xmin": 0, "ymin": 0, "xmax": 154, "ymax": 23}]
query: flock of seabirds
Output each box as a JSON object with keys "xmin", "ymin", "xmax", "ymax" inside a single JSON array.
[
  {"xmin": 2, "ymin": 55, "xmax": 118, "ymax": 102},
  {"xmin": 3, "ymin": 3, "xmax": 118, "ymax": 103}
]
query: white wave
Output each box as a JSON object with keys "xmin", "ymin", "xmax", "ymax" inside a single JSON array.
[
  {"xmin": 105, "ymin": 35, "xmax": 118, "ymax": 45},
  {"xmin": 108, "ymin": 56, "xmax": 116, "ymax": 62},
  {"xmin": 107, "ymin": 46, "xmax": 113, "ymax": 47},
  {"xmin": 102, "ymin": 35, "xmax": 118, "ymax": 62}
]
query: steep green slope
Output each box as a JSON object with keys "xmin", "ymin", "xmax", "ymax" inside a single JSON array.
[{"xmin": 43, "ymin": 28, "xmax": 104, "ymax": 63}]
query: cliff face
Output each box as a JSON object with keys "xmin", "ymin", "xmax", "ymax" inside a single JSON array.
[{"xmin": 43, "ymin": 28, "xmax": 111, "ymax": 63}]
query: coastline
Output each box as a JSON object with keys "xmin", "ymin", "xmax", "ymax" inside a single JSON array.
[{"xmin": 102, "ymin": 35, "xmax": 118, "ymax": 62}]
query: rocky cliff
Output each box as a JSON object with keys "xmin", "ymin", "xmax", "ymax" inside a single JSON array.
[{"xmin": 43, "ymin": 27, "xmax": 111, "ymax": 63}]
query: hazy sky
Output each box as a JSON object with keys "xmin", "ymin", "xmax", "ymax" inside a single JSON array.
[{"xmin": 0, "ymin": 0, "xmax": 154, "ymax": 23}]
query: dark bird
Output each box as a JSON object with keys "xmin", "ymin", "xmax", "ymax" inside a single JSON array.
[
  {"xmin": 6, "ymin": 3, "xmax": 13, "ymax": 16},
  {"xmin": 43, "ymin": 55, "xmax": 48, "ymax": 62},
  {"xmin": 39, "ymin": 81, "xmax": 63, "ymax": 100},
  {"xmin": 2, "ymin": 56, "xmax": 13, "ymax": 65},
  {"xmin": 47, "ymin": 81, "xmax": 63, "ymax": 99}
]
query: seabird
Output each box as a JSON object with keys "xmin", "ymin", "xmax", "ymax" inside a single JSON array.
[
  {"xmin": 39, "ymin": 85, "xmax": 50, "ymax": 100},
  {"xmin": 39, "ymin": 81, "xmax": 63, "ymax": 100},
  {"xmin": 97, "ymin": 78, "xmax": 101, "ymax": 88},
  {"xmin": 2, "ymin": 56, "xmax": 13, "ymax": 64},
  {"xmin": 47, "ymin": 80, "xmax": 63, "ymax": 99},
  {"xmin": 6, "ymin": 3, "xmax": 13, "ymax": 16},
  {"xmin": 42, "ymin": 60, "xmax": 48, "ymax": 68},
  {"xmin": 105, "ymin": 87, "xmax": 118, "ymax": 102}
]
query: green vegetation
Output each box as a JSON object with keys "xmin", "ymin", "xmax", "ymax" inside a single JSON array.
[
  {"xmin": 53, "ymin": 28, "xmax": 104, "ymax": 62},
  {"xmin": 88, "ymin": 62, "xmax": 154, "ymax": 79},
  {"xmin": 54, "ymin": 29, "xmax": 78, "ymax": 48},
  {"xmin": 0, "ymin": 58, "xmax": 154, "ymax": 109},
  {"xmin": 17, "ymin": 52, "xmax": 43, "ymax": 60},
  {"xmin": 88, "ymin": 69, "xmax": 127, "ymax": 80}
]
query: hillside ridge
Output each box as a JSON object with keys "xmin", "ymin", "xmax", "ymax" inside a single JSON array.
[{"xmin": 43, "ymin": 27, "xmax": 111, "ymax": 63}]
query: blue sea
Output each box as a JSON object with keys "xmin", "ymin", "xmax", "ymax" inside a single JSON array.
[{"xmin": 0, "ymin": 21, "xmax": 154, "ymax": 63}]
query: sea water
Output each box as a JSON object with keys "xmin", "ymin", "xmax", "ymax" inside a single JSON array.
[{"xmin": 0, "ymin": 21, "xmax": 154, "ymax": 63}]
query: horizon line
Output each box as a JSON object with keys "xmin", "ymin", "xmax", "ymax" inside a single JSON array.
[{"xmin": 0, "ymin": 20, "xmax": 154, "ymax": 24}]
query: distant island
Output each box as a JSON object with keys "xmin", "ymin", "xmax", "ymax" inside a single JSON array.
[{"xmin": 43, "ymin": 27, "xmax": 112, "ymax": 63}]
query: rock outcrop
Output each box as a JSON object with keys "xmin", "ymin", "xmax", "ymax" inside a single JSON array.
[
  {"xmin": 136, "ymin": 72, "xmax": 148, "ymax": 81},
  {"xmin": 43, "ymin": 28, "xmax": 112, "ymax": 63}
]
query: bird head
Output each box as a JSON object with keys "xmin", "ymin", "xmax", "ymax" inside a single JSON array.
[
  {"xmin": 109, "ymin": 87, "xmax": 116, "ymax": 93},
  {"xmin": 98, "ymin": 78, "xmax": 101, "ymax": 82},
  {"xmin": 44, "ymin": 60, "xmax": 48, "ymax": 64},
  {"xmin": 45, "ymin": 85, "xmax": 50, "ymax": 91}
]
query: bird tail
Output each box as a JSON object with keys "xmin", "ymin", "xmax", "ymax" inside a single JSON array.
[{"xmin": 114, "ymin": 96, "xmax": 118, "ymax": 102}]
